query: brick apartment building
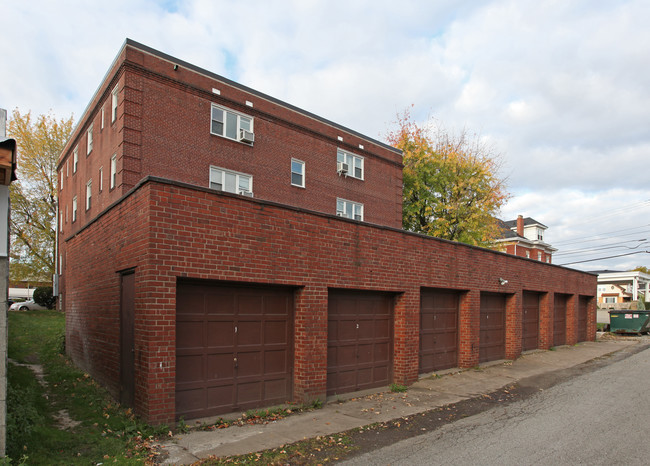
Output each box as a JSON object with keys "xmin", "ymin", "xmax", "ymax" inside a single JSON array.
[
  {"xmin": 494, "ymin": 215, "xmax": 557, "ymax": 263},
  {"xmin": 57, "ymin": 39, "xmax": 597, "ymax": 424}
]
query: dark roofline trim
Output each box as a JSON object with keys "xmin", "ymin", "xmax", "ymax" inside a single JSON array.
[{"xmin": 129, "ymin": 39, "xmax": 400, "ymax": 155}]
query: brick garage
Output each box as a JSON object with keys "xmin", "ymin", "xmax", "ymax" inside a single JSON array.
[{"xmin": 64, "ymin": 177, "xmax": 597, "ymax": 425}]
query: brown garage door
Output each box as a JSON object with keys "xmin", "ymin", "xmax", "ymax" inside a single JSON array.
[
  {"xmin": 554, "ymin": 294, "xmax": 568, "ymax": 346},
  {"xmin": 327, "ymin": 290, "xmax": 393, "ymax": 396},
  {"xmin": 419, "ymin": 289, "xmax": 459, "ymax": 373},
  {"xmin": 522, "ymin": 292, "xmax": 540, "ymax": 351},
  {"xmin": 577, "ymin": 296, "xmax": 589, "ymax": 342},
  {"xmin": 480, "ymin": 293, "xmax": 506, "ymax": 363},
  {"xmin": 176, "ymin": 281, "xmax": 293, "ymax": 420}
]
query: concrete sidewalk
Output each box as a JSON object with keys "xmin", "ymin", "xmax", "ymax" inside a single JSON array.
[{"xmin": 159, "ymin": 338, "xmax": 639, "ymax": 464}]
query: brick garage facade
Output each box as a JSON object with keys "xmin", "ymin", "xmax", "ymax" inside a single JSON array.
[{"xmin": 64, "ymin": 177, "xmax": 597, "ymax": 425}]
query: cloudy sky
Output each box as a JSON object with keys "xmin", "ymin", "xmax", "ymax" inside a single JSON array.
[{"xmin": 2, "ymin": 0, "xmax": 649, "ymax": 272}]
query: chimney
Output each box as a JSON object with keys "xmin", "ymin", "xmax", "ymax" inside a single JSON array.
[{"xmin": 516, "ymin": 215, "xmax": 524, "ymax": 236}]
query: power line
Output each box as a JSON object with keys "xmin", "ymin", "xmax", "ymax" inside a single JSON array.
[
  {"xmin": 558, "ymin": 251, "xmax": 650, "ymax": 266},
  {"xmin": 554, "ymin": 239, "xmax": 649, "ymax": 257},
  {"xmin": 553, "ymin": 224, "xmax": 650, "ymax": 247}
]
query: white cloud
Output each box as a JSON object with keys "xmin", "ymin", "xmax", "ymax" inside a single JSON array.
[{"xmin": 2, "ymin": 0, "xmax": 649, "ymax": 270}]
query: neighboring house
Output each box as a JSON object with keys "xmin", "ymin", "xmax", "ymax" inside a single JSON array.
[
  {"xmin": 595, "ymin": 270, "xmax": 650, "ymax": 307},
  {"xmin": 493, "ymin": 215, "xmax": 557, "ymax": 263},
  {"xmin": 57, "ymin": 39, "xmax": 597, "ymax": 425}
]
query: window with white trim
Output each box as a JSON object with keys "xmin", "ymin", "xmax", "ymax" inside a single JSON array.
[
  {"xmin": 336, "ymin": 198, "xmax": 363, "ymax": 221},
  {"xmin": 86, "ymin": 180, "xmax": 92, "ymax": 210},
  {"xmin": 604, "ymin": 297, "xmax": 616, "ymax": 304},
  {"xmin": 99, "ymin": 167, "xmax": 103, "ymax": 192},
  {"xmin": 337, "ymin": 149, "xmax": 364, "ymax": 179},
  {"xmin": 537, "ymin": 228, "xmax": 544, "ymax": 241},
  {"xmin": 60, "ymin": 212, "xmax": 63, "ymax": 232},
  {"xmin": 210, "ymin": 104, "xmax": 253, "ymax": 142},
  {"xmin": 72, "ymin": 196, "xmax": 77, "ymax": 222},
  {"xmin": 73, "ymin": 146, "xmax": 78, "ymax": 173},
  {"xmin": 111, "ymin": 85, "xmax": 118, "ymax": 123},
  {"xmin": 537, "ymin": 251, "xmax": 541, "ymax": 260},
  {"xmin": 87, "ymin": 124, "xmax": 93, "ymax": 155},
  {"xmin": 101, "ymin": 106, "xmax": 105, "ymax": 129},
  {"xmin": 110, "ymin": 154, "xmax": 117, "ymax": 189},
  {"xmin": 209, "ymin": 166, "xmax": 252, "ymax": 195},
  {"xmin": 291, "ymin": 159, "xmax": 305, "ymax": 187}
]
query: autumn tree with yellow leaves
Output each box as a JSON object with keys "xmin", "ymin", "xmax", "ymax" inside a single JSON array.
[
  {"xmin": 7, "ymin": 110, "xmax": 73, "ymax": 281},
  {"xmin": 387, "ymin": 112, "xmax": 509, "ymax": 247}
]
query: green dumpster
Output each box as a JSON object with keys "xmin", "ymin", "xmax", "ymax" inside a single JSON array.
[{"xmin": 608, "ymin": 310, "xmax": 650, "ymax": 334}]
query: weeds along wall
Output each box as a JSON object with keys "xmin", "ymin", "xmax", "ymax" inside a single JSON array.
[{"xmin": 62, "ymin": 177, "xmax": 597, "ymax": 425}]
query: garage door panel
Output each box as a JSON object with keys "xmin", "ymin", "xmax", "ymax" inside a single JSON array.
[
  {"xmin": 238, "ymin": 295, "xmax": 264, "ymax": 316},
  {"xmin": 176, "ymin": 282, "xmax": 293, "ymax": 420},
  {"xmin": 479, "ymin": 293, "xmax": 506, "ymax": 363},
  {"xmin": 207, "ymin": 321, "xmax": 234, "ymax": 347},
  {"xmin": 237, "ymin": 321, "xmax": 262, "ymax": 346},
  {"xmin": 206, "ymin": 292, "xmax": 235, "ymax": 315},
  {"xmin": 522, "ymin": 292, "xmax": 540, "ymax": 351},
  {"xmin": 264, "ymin": 379, "xmax": 289, "ymax": 400},
  {"xmin": 264, "ymin": 349, "xmax": 288, "ymax": 374},
  {"xmin": 265, "ymin": 295, "xmax": 291, "ymax": 315},
  {"xmin": 327, "ymin": 291, "xmax": 394, "ymax": 396},
  {"xmin": 177, "ymin": 321, "xmax": 205, "ymax": 349},
  {"xmin": 206, "ymin": 353, "xmax": 234, "ymax": 380},
  {"xmin": 236, "ymin": 351, "xmax": 262, "ymax": 377},
  {"xmin": 265, "ymin": 321, "xmax": 289, "ymax": 345},
  {"xmin": 419, "ymin": 289, "xmax": 459, "ymax": 373},
  {"xmin": 177, "ymin": 354, "xmax": 204, "ymax": 383},
  {"xmin": 176, "ymin": 387, "xmax": 207, "ymax": 414},
  {"xmin": 206, "ymin": 385, "xmax": 235, "ymax": 411},
  {"xmin": 554, "ymin": 295, "xmax": 568, "ymax": 346},
  {"xmin": 337, "ymin": 321, "xmax": 358, "ymax": 341},
  {"xmin": 578, "ymin": 296, "xmax": 588, "ymax": 342}
]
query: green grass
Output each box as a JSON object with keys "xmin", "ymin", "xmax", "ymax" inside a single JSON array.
[
  {"xmin": 389, "ymin": 383, "xmax": 408, "ymax": 393},
  {"xmin": 7, "ymin": 310, "xmax": 167, "ymax": 464}
]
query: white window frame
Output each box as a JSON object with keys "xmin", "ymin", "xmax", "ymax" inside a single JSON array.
[
  {"xmin": 99, "ymin": 167, "xmax": 103, "ymax": 192},
  {"xmin": 59, "ymin": 212, "xmax": 63, "ymax": 232},
  {"xmin": 87, "ymin": 124, "xmax": 93, "ymax": 155},
  {"xmin": 86, "ymin": 180, "xmax": 92, "ymax": 210},
  {"xmin": 210, "ymin": 104, "xmax": 253, "ymax": 143},
  {"xmin": 537, "ymin": 228, "xmax": 544, "ymax": 241},
  {"xmin": 337, "ymin": 149, "xmax": 364, "ymax": 179},
  {"xmin": 336, "ymin": 198, "xmax": 364, "ymax": 221},
  {"xmin": 73, "ymin": 146, "xmax": 78, "ymax": 173},
  {"xmin": 72, "ymin": 196, "xmax": 77, "ymax": 222},
  {"xmin": 110, "ymin": 154, "xmax": 117, "ymax": 190},
  {"xmin": 604, "ymin": 297, "xmax": 616, "ymax": 304},
  {"xmin": 111, "ymin": 85, "xmax": 118, "ymax": 123},
  {"xmin": 209, "ymin": 166, "xmax": 253, "ymax": 195},
  {"xmin": 100, "ymin": 105, "xmax": 105, "ymax": 129},
  {"xmin": 291, "ymin": 158, "xmax": 305, "ymax": 188}
]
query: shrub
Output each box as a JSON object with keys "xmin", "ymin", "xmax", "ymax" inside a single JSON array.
[{"xmin": 33, "ymin": 286, "xmax": 55, "ymax": 309}]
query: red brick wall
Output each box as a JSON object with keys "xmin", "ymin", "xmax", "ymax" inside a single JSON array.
[
  {"xmin": 63, "ymin": 178, "xmax": 597, "ymax": 424},
  {"xmin": 57, "ymin": 41, "xmax": 404, "ymax": 246}
]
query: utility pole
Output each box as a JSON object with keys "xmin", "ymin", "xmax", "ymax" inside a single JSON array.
[{"xmin": 0, "ymin": 108, "xmax": 17, "ymax": 457}]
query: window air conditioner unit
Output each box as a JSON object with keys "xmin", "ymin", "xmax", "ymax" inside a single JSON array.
[
  {"xmin": 239, "ymin": 129, "xmax": 255, "ymax": 144},
  {"xmin": 337, "ymin": 161, "xmax": 349, "ymax": 174},
  {"xmin": 239, "ymin": 190, "xmax": 254, "ymax": 197}
]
